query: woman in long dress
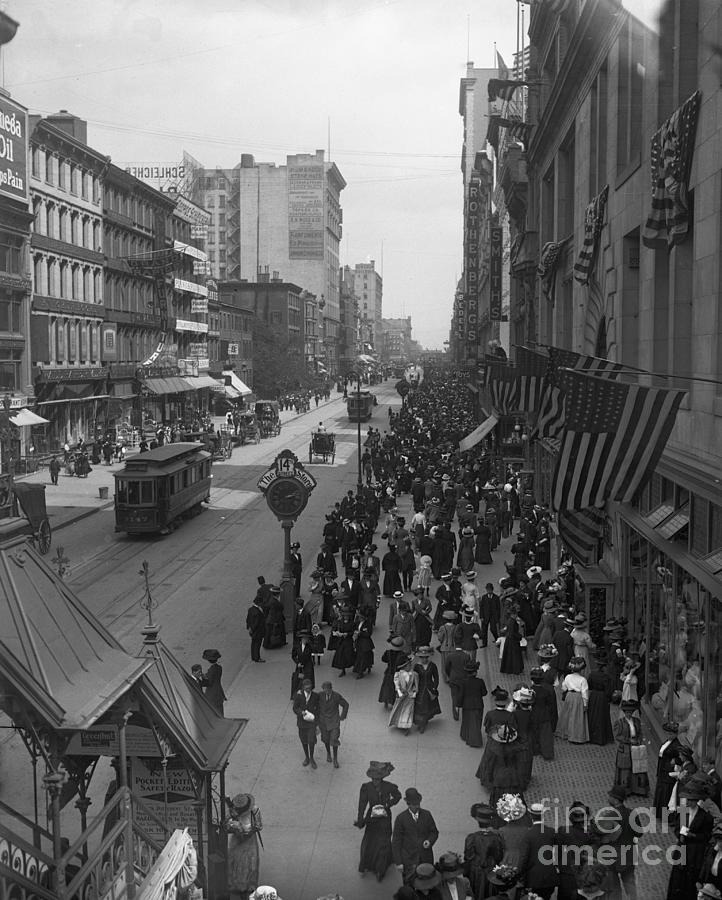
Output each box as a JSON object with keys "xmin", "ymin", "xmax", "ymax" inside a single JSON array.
[
  {"xmin": 476, "ymin": 689, "xmax": 518, "ymax": 787},
  {"xmin": 474, "ymin": 522, "xmax": 493, "ymax": 565},
  {"xmin": 613, "ymin": 700, "xmax": 650, "ymax": 796},
  {"xmin": 224, "ymin": 792, "xmax": 262, "ymax": 899},
  {"xmin": 457, "ymin": 526, "xmax": 476, "ymax": 571},
  {"xmin": 413, "ymin": 647, "xmax": 442, "ymax": 733},
  {"xmin": 570, "ymin": 613, "xmax": 596, "ymax": 670},
  {"xmin": 460, "ymin": 660, "xmax": 487, "ymax": 748},
  {"xmin": 352, "ymin": 610, "xmax": 375, "ymax": 679},
  {"xmin": 500, "ymin": 613, "xmax": 524, "ymax": 676},
  {"xmin": 531, "ymin": 599, "xmax": 558, "ymax": 650},
  {"xmin": 381, "ymin": 544, "xmax": 403, "ymax": 597},
  {"xmin": 378, "ymin": 637, "xmax": 406, "ymax": 709},
  {"xmin": 390, "ymin": 601, "xmax": 416, "ymax": 655},
  {"xmin": 412, "ymin": 590, "xmax": 433, "ymax": 648},
  {"xmin": 388, "ymin": 655, "xmax": 418, "ymax": 734},
  {"xmin": 464, "ymin": 804, "xmax": 505, "ymax": 900},
  {"xmin": 331, "ymin": 606, "xmax": 356, "ymax": 677},
  {"xmin": 557, "ymin": 656, "xmax": 589, "ymax": 743},
  {"xmin": 356, "ymin": 764, "xmax": 400, "ymax": 882},
  {"xmin": 587, "ymin": 654, "xmax": 614, "ymax": 746}
]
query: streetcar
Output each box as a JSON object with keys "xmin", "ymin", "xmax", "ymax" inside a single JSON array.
[
  {"xmin": 347, "ymin": 390, "xmax": 375, "ymax": 421},
  {"xmin": 114, "ymin": 443, "xmax": 212, "ymax": 535}
]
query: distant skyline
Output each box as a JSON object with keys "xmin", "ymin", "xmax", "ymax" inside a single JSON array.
[{"xmin": 2, "ymin": 0, "xmax": 661, "ymax": 349}]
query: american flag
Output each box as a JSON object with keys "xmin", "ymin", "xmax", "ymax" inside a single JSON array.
[
  {"xmin": 515, "ymin": 346, "xmax": 550, "ymax": 413},
  {"xmin": 557, "ymin": 508, "xmax": 606, "ymax": 567},
  {"xmin": 537, "ymin": 236, "xmax": 571, "ymax": 305},
  {"xmin": 642, "ymin": 91, "xmax": 700, "ymax": 249},
  {"xmin": 573, "ymin": 185, "xmax": 609, "ymax": 285},
  {"xmin": 487, "ymin": 79, "xmax": 528, "ymax": 103},
  {"xmin": 493, "ymin": 116, "xmax": 534, "ymax": 145},
  {"xmin": 484, "ymin": 359, "xmax": 519, "ymax": 416},
  {"xmin": 535, "ymin": 348, "xmax": 624, "ymax": 439},
  {"xmin": 551, "ymin": 370, "xmax": 687, "ymax": 512}
]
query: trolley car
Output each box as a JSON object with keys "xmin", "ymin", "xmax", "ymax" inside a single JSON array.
[
  {"xmin": 346, "ymin": 390, "xmax": 375, "ymax": 422},
  {"xmin": 114, "ymin": 443, "xmax": 212, "ymax": 535}
]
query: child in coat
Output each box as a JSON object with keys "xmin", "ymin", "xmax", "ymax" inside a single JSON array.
[{"xmin": 310, "ymin": 623, "xmax": 326, "ymax": 666}]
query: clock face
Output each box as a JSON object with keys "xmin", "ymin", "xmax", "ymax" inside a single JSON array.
[{"xmin": 265, "ymin": 478, "xmax": 308, "ymax": 519}]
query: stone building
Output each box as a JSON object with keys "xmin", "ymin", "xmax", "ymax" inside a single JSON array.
[{"xmin": 515, "ymin": 0, "xmax": 722, "ymax": 759}]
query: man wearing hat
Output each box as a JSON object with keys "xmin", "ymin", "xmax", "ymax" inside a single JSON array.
[
  {"xmin": 316, "ymin": 543, "xmax": 337, "ymax": 579},
  {"xmin": 289, "ymin": 541, "xmax": 303, "ymax": 598},
  {"xmin": 411, "ymin": 862, "xmax": 442, "ymax": 896},
  {"xmin": 479, "ymin": 582, "xmax": 500, "ymax": 648},
  {"xmin": 435, "ymin": 851, "xmax": 470, "ymax": 900},
  {"xmin": 444, "ymin": 637, "xmax": 469, "ymax": 721},
  {"xmin": 291, "ymin": 677, "xmax": 320, "ymax": 768},
  {"xmin": 246, "ymin": 594, "xmax": 267, "ymax": 663},
  {"xmin": 317, "ymin": 680, "xmax": 349, "ymax": 768},
  {"xmin": 392, "ymin": 787, "xmax": 439, "ymax": 884},
  {"xmin": 200, "ymin": 649, "xmax": 226, "ymax": 715},
  {"xmin": 459, "ymin": 660, "xmax": 487, "ymax": 748},
  {"xmin": 517, "ymin": 802, "xmax": 559, "ymax": 899},
  {"xmin": 667, "ymin": 775, "xmax": 716, "ymax": 900},
  {"xmin": 551, "ymin": 615, "xmax": 574, "ymax": 681}
]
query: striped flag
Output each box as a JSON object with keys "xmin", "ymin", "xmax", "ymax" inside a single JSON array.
[
  {"xmin": 515, "ymin": 346, "xmax": 550, "ymax": 413},
  {"xmin": 484, "ymin": 359, "xmax": 520, "ymax": 416},
  {"xmin": 537, "ymin": 236, "xmax": 571, "ymax": 305},
  {"xmin": 551, "ymin": 370, "xmax": 687, "ymax": 512},
  {"xmin": 573, "ymin": 185, "xmax": 609, "ymax": 284},
  {"xmin": 557, "ymin": 508, "xmax": 606, "ymax": 567},
  {"xmin": 536, "ymin": 348, "xmax": 624, "ymax": 439},
  {"xmin": 487, "ymin": 79, "xmax": 528, "ymax": 103},
  {"xmin": 493, "ymin": 116, "xmax": 534, "ymax": 145}
]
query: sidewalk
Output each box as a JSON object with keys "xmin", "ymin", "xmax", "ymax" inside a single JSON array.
[
  {"xmin": 13, "ymin": 392, "xmax": 345, "ymax": 533},
  {"xmin": 221, "ymin": 490, "xmax": 671, "ymax": 900}
]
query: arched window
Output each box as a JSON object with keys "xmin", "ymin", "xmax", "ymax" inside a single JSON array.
[{"xmin": 595, "ymin": 316, "xmax": 608, "ymax": 359}]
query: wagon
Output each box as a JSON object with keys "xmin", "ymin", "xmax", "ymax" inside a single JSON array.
[
  {"xmin": 255, "ymin": 401, "xmax": 282, "ymax": 437},
  {"xmin": 200, "ymin": 430, "xmax": 233, "ymax": 461},
  {"xmin": 309, "ymin": 430, "xmax": 336, "ymax": 464},
  {"xmin": 0, "ymin": 479, "xmax": 52, "ymax": 554},
  {"xmin": 237, "ymin": 412, "xmax": 261, "ymax": 445}
]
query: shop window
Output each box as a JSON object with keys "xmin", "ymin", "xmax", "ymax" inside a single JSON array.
[{"xmin": 691, "ymin": 496, "xmax": 709, "ymax": 556}]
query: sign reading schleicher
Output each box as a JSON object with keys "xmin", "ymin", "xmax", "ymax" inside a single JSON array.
[{"xmin": 0, "ymin": 94, "xmax": 28, "ymax": 204}]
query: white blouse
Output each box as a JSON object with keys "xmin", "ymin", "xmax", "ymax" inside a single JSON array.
[{"xmin": 562, "ymin": 672, "xmax": 589, "ymax": 703}]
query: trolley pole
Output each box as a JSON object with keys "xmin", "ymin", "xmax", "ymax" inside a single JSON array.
[
  {"xmin": 280, "ymin": 519, "xmax": 295, "ymax": 634},
  {"xmin": 355, "ymin": 373, "xmax": 363, "ymax": 504}
]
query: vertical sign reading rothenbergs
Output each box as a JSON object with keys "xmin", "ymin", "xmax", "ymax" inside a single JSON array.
[{"xmin": 288, "ymin": 162, "xmax": 324, "ymax": 259}]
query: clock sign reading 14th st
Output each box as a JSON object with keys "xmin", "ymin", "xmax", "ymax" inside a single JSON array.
[{"xmin": 257, "ymin": 449, "xmax": 317, "ymax": 521}]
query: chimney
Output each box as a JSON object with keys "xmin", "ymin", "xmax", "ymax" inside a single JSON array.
[
  {"xmin": 271, "ymin": 271, "xmax": 281, "ymax": 282},
  {"xmin": 45, "ymin": 110, "xmax": 88, "ymax": 144}
]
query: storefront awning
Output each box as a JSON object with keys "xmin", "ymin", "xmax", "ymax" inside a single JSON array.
[
  {"xmin": 222, "ymin": 370, "xmax": 252, "ymax": 396},
  {"xmin": 184, "ymin": 375, "xmax": 223, "ymax": 391},
  {"xmin": 224, "ymin": 385, "xmax": 242, "ymax": 399},
  {"xmin": 458, "ymin": 414, "xmax": 498, "ymax": 452},
  {"xmin": 143, "ymin": 377, "xmax": 192, "ymax": 395},
  {"xmin": 654, "ymin": 503, "xmax": 690, "ymax": 540},
  {"xmin": 10, "ymin": 409, "xmax": 49, "ymax": 426}
]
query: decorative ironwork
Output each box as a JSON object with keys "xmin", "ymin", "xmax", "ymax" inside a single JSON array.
[{"xmin": 138, "ymin": 560, "xmax": 158, "ymax": 627}]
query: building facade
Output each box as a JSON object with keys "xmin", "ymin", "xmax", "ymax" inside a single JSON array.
[
  {"xmin": 519, "ymin": 0, "xmax": 722, "ymax": 761},
  {"xmin": 28, "ymin": 112, "xmax": 109, "ymax": 447},
  {"xmin": 190, "ymin": 151, "xmax": 345, "ymax": 377},
  {"xmin": 339, "ymin": 265, "xmax": 360, "ymax": 374},
  {"xmin": 352, "ymin": 261, "xmax": 383, "ymax": 354},
  {"xmin": 0, "ymin": 88, "xmax": 34, "ymax": 463},
  {"xmin": 381, "ymin": 316, "xmax": 413, "ymax": 364}
]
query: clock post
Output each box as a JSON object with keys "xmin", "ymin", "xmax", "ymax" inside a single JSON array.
[{"xmin": 257, "ymin": 450, "xmax": 317, "ymax": 633}]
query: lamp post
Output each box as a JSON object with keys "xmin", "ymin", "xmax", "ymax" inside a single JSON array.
[{"xmin": 351, "ymin": 370, "xmax": 364, "ymax": 507}]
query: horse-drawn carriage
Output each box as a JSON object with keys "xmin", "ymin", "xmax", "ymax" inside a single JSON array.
[
  {"xmin": 199, "ymin": 430, "xmax": 233, "ymax": 461},
  {"xmin": 256, "ymin": 401, "xmax": 282, "ymax": 438},
  {"xmin": 0, "ymin": 479, "xmax": 52, "ymax": 554},
  {"xmin": 309, "ymin": 429, "xmax": 336, "ymax": 464},
  {"xmin": 236, "ymin": 412, "xmax": 261, "ymax": 445}
]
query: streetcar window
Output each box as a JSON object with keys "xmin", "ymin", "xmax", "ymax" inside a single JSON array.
[
  {"xmin": 141, "ymin": 482, "xmax": 154, "ymax": 504},
  {"xmin": 127, "ymin": 481, "xmax": 141, "ymax": 505},
  {"xmin": 117, "ymin": 482, "xmax": 127, "ymax": 503}
]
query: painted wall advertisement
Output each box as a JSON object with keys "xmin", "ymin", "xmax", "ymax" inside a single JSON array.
[
  {"xmin": 288, "ymin": 162, "xmax": 324, "ymax": 260},
  {"xmin": 490, "ymin": 226, "xmax": 503, "ymax": 321},
  {"xmin": 131, "ymin": 757, "xmax": 202, "ymax": 843},
  {"xmin": 0, "ymin": 94, "xmax": 28, "ymax": 203}
]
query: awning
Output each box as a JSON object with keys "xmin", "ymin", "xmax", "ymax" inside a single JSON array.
[
  {"xmin": 222, "ymin": 370, "xmax": 252, "ymax": 396},
  {"xmin": 458, "ymin": 414, "xmax": 499, "ymax": 452},
  {"xmin": 143, "ymin": 377, "xmax": 192, "ymax": 395},
  {"xmin": 10, "ymin": 409, "xmax": 50, "ymax": 426},
  {"xmin": 654, "ymin": 503, "xmax": 690, "ymax": 540},
  {"xmin": 224, "ymin": 385, "xmax": 242, "ymax": 399},
  {"xmin": 184, "ymin": 375, "xmax": 223, "ymax": 391}
]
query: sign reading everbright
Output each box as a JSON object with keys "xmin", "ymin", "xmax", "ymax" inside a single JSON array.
[
  {"xmin": 490, "ymin": 226, "xmax": 503, "ymax": 321},
  {"xmin": 0, "ymin": 95, "xmax": 28, "ymax": 203}
]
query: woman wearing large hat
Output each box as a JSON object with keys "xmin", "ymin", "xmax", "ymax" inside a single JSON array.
[
  {"xmin": 557, "ymin": 656, "xmax": 590, "ymax": 744},
  {"xmin": 379, "ymin": 636, "xmax": 406, "ymax": 710},
  {"xmin": 200, "ymin": 649, "xmax": 226, "ymax": 715},
  {"xmin": 459, "ymin": 659, "xmax": 487, "ymax": 748},
  {"xmin": 223, "ymin": 792, "xmax": 262, "ymax": 898},
  {"xmin": 486, "ymin": 725, "xmax": 524, "ymax": 806},
  {"xmin": 666, "ymin": 776, "xmax": 715, "ymax": 900},
  {"xmin": 355, "ymin": 761, "xmax": 401, "ymax": 882},
  {"xmin": 413, "ymin": 647, "xmax": 442, "ymax": 734},
  {"xmin": 476, "ymin": 689, "xmax": 519, "ymax": 796},
  {"xmin": 570, "ymin": 612, "xmax": 596, "ymax": 671},
  {"xmin": 464, "ymin": 803, "xmax": 504, "ymax": 900},
  {"xmin": 613, "ymin": 699, "xmax": 649, "ymax": 796},
  {"xmin": 388, "ymin": 653, "xmax": 419, "ymax": 734}
]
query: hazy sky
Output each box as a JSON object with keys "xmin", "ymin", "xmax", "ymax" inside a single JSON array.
[{"xmin": 3, "ymin": 0, "xmax": 525, "ymax": 348}]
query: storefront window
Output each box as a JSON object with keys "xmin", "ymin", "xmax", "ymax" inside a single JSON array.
[{"xmin": 672, "ymin": 567, "xmax": 705, "ymax": 758}]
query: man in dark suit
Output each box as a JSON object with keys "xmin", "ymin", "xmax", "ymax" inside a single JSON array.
[
  {"xmin": 392, "ymin": 787, "xmax": 439, "ymax": 884},
  {"xmin": 339, "ymin": 570, "xmax": 360, "ymax": 608},
  {"xmin": 245, "ymin": 595, "xmax": 267, "ymax": 663},
  {"xmin": 290, "ymin": 542, "xmax": 303, "ymax": 598},
  {"xmin": 316, "ymin": 543, "xmax": 337, "ymax": 578},
  {"xmin": 551, "ymin": 617, "xmax": 574, "ymax": 679},
  {"xmin": 317, "ymin": 680, "xmax": 349, "ymax": 768},
  {"xmin": 292, "ymin": 630, "xmax": 315, "ymax": 695},
  {"xmin": 292, "ymin": 677, "xmax": 320, "ymax": 768},
  {"xmin": 518, "ymin": 802, "xmax": 559, "ymax": 899},
  {"xmin": 444, "ymin": 641, "xmax": 468, "ymax": 721},
  {"xmin": 479, "ymin": 583, "xmax": 500, "ymax": 647}
]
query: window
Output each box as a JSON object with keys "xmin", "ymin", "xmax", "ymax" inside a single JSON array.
[
  {"xmin": 617, "ymin": 17, "xmax": 644, "ymax": 176},
  {"xmin": 0, "ymin": 240, "xmax": 22, "ymax": 275},
  {"xmin": 219, "ymin": 195, "xmax": 226, "ymax": 208},
  {"xmin": 0, "ymin": 300, "xmax": 21, "ymax": 332},
  {"xmin": 589, "ymin": 64, "xmax": 608, "ymax": 198},
  {"xmin": 69, "ymin": 164, "xmax": 77, "ymax": 194},
  {"xmin": 45, "ymin": 153, "xmax": 54, "ymax": 184},
  {"xmin": 218, "ymin": 213, "xmax": 225, "ymax": 226},
  {"xmin": 0, "ymin": 349, "xmax": 22, "ymax": 390},
  {"xmin": 206, "ymin": 194, "xmax": 215, "ymax": 207},
  {"xmin": 218, "ymin": 230, "xmax": 226, "ymax": 244},
  {"xmin": 31, "ymin": 147, "xmax": 40, "ymax": 178},
  {"xmin": 58, "ymin": 160, "xmax": 66, "ymax": 190},
  {"xmin": 81, "ymin": 171, "xmax": 88, "ymax": 200}
]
